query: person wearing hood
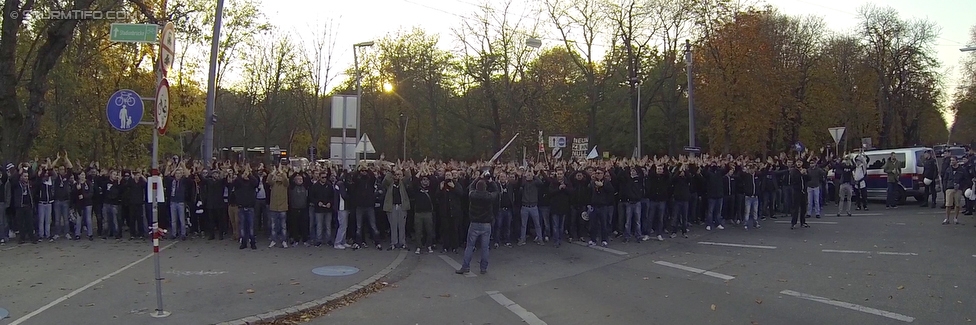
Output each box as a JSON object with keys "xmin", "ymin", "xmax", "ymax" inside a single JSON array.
[{"xmin": 411, "ymin": 171, "xmax": 436, "ymax": 254}]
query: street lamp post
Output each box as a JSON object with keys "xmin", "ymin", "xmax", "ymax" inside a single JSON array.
[
  {"xmin": 202, "ymin": 0, "xmax": 226, "ymax": 166},
  {"xmin": 353, "ymin": 41, "xmax": 374, "ymax": 166},
  {"xmin": 685, "ymin": 39, "xmax": 697, "ymax": 155}
]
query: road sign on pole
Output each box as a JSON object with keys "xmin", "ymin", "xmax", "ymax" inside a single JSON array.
[
  {"xmin": 110, "ymin": 23, "xmax": 159, "ymax": 43},
  {"xmin": 106, "ymin": 89, "xmax": 144, "ymax": 132},
  {"xmin": 159, "ymin": 22, "xmax": 176, "ymax": 76},
  {"xmin": 155, "ymin": 79, "xmax": 170, "ymax": 134},
  {"xmin": 828, "ymin": 127, "xmax": 846, "ymax": 146}
]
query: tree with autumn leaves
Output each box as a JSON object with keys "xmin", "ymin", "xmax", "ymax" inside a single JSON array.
[{"xmin": 0, "ymin": 0, "xmax": 961, "ymax": 164}]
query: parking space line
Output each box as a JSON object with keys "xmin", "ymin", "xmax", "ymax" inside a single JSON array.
[
  {"xmin": 780, "ymin": 290, "xmax": 915, "ymax": 322},
  {"xmin": 653, "ymin": 261, "xmax": 735, "ymax": 281},
  {"xmin": 439, "ymin": 255, "xmax": 476, "ymax": 277},
  {"xmin": 822, "ymin": 249, "xmax": 917, "ymax": 256},
  {"xmin": 698, "ymin": 241, "xmax": 777, "ymax": 249},
  {"xmin": 570, "ymin": 241, "xmax": 629, "ymax": 256},
  {"xmin": 486, "ymin": 291, "xmax": 548, "ymax": 325},
  {"xmin": 774, "ymin": 221, "xmax": 838, "ymax": 224},
  {"xmin": 8, "ymin": 241, "xmax": 178, "ymax": 325}
]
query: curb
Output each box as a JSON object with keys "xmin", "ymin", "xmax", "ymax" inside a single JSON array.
[{"xmin": 216, "ymin": 250, "xmax": 408, "ymax": 325}]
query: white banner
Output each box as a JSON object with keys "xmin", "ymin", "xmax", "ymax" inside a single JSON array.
[{"xmin": 572, "ymin": 138, "xmax": 589, "ymax": 160}]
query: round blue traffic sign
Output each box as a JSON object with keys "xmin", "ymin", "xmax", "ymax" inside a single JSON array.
[
  {"xmin": 311, "ymin": 266, "xmax": 360, "ymax": 277},
  {"xmin": 557, "ymin": 137, "xmax": 566, "ymax": 147},
  {"xmin": 106, "ymin": 89, "xmax": 144, "ymax": 131}
]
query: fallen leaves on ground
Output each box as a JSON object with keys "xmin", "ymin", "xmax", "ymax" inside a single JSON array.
[
  {"xmin": 711, "ymin": 304, "xmax": 717, "ymax": 311},
  {"xmin": 246, "ymin": 289, "xmax": 255, "ymax": 294},
  {"xmin": 755, "ymin": 299, "xmax": 763, "ymax": 304},
  {"xmin": 290, "ymin": 282, "xmax": 300, "ymax": 286},
  {"xmin": 897, "ymin": 285, "xmax": 905, "ymax": 290},
  {"xmin": 439, "ymin": 294, "xmax": 451, "ymax": 298},
  {"xmin": 252, "ymin": 280, "xmax": 394, "ymax": 324}
]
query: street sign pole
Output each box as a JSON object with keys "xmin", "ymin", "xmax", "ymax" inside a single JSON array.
[{"xmin": 111, "ymin": 20, "xmax": 170, "ymax": 318}]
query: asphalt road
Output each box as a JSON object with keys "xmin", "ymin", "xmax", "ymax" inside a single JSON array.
[{"xmin": 312, "ymin": 205, "xmax": 976, "ymax": 325}]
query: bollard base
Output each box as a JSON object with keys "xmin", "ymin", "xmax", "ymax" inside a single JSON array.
[{"xmin": 150, "ymin": 310, "xmax": 171, "ymax": 318}]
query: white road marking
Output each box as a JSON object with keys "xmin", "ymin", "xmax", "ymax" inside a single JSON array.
[
  {"xmin": 653, "ymin": 261, "xmax": 735, "ymax": 281},
  {"xmin": 438, "ymin": 255, "xmax": 476, "ymax": 277},
  {"xmin": 166, "ymin": 270, "xmax": 227, "ymax": 276},
  {"xmin": 774, "ymin": 221, "xmax": 839, "ymax": 224},
  {"xmin": 8, "ymin": 242, "xmax": 178, "ymax": 325},
  {"xmin": 697, "ymin": 241, "xmax": 777, "ymax": 249},
  {"xmin": 486, "ymin": 291, "xmax": 548, "ymax": 325},
  {"xmin": 852, "ymin": 213, "xmax": 883, "ymax": 216},
  {"xmin": 822, "ymin": 249, "xmax": 917, "ymax": 256},
  {"xmin": 893, "ymin": 223, "xmax": 906, "ymax": 225},
  {"xmin": 876, "ymin": 252, "xmax": 918, "ymax": 256},
  {"xmin": 570, "ymin": 240, "xmax": 629, "ymax": 256},
  {"xmin": 917, "ymin": 211, "xmax": 943, "ymax": 215},
  {"xmin": 780, "ymin": 290, "xmax": 915, "ymax": 322}
]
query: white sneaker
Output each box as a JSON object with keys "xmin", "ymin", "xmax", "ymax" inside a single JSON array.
[
  {"xmin": 601, "ymin": 241, "xmax": 608, "ymax": 247},
  {"xmin": 282, "ymin": 242, "xmax": 289, "ymax": 248},
  {"xmin": 334, "ymin": 245, "xmax": 346, "ymax": 250},
  {"xmin": 428, "ymin": 247, "xmax": 434, "ymax": 253},
  {"xmin": 706, "ymin": 226, "xmax": 712, "ymax": 231},
  {"xmin": 268, "ymin": 241, "xmax": 276, "ymax": 248},
  {"xmin": 641, "ymin": 235, "xmax": 651, "ymax": 241},
  {"xmin": 656, "ymin": 235, "xmax": 663, "ymax": 241},
  {"xmin": 587, "ymin": 241, "xmax": 595, "ymax": 246},
  {"xmin": 415, "ymin": 248, "xmax": 421, "ymax": 255},
  {"xmin": 717, "ymin": 225, "xmax": 725, "ymax": 230}
]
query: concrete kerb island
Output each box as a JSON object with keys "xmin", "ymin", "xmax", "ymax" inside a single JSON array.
[{"xmin": 217, "ymin": 251, "xmax": 408, "ymax": 325}]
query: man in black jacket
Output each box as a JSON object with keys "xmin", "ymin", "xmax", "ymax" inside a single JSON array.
[
  {"xmin": 568, "ymin": 170, "xmax": 589, "ymax": 242},
  {"xmin": 619, "ymin": 167, "xmax": 643, "ymax": 242},
  {"xmin": 165, "ymin": 168, "xmax": 191, "ymax": 240},
  {"xmin": 12, "ymin": 170, "xmax": 36, "ymax": 244},
  {"xmin": 670, "ymin": 164, "xmax": 693, "ymax": 238},
  {"xmin": 456, "ymin": 175, "xmax": 498, "ymax": 275},
  {"xmin": 740, "ymin": 165, "xmax": 761, "ymax": 229},
  {"xmin": 645, "ymin": 165, "xmax": 670, "ymax": 241},
  {"xmin": 549, "ymin": 172, "xmax": 572, "ymax": 247},
  {"xmin": 234, "ymin": 167, "xmax": 260, "ymax": 249},
  {"xmin": 942, "ymin": 156, "xmax": 967, "ymax": 224},
  {"xmin": 588, "ymin": 169, "xmax": 615, "ymax": 247},
  {"xmin": 702, "ymin": 162, "xmax": 727, "ymax": 231},
  {"xmin": 350, "ymin": 167, "xmax": 381, "ymax": 250},
  {"xmin": 493, "ymin": 172, "xmax": 517, "ymax": 248},
  {"xmin": 309, "ymin": 171, "xmax": 333, "ymax": 247},
  {"xmin": 412, "ymin": 174, "xmax": 436, "ymax": 254},
  {"xmin": 921, "ymin": 151, "xmax": 939, "ymax": 208}
]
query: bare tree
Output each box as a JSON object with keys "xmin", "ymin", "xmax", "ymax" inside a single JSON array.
[
  {"xmin": 453, "ymin": 0, "xmax": 543, "ymax": 152},
  {"xmin": 296, "ymin": 19, "xmax": 339, "ymax": 159},
  {"xmin": 858, "ymin": 4, "xmax": 939, "ymax": 147},
  {"xmin": 544, "ymin": 0, "xmax": 618, "ymax": 148},
  {"xmin": 243, "ymin": 30, "xmax": 297, "ymax": 164}
]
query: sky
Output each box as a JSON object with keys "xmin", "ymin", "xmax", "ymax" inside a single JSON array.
[{"xmin": 257, "ymin": 0, "xmax": 975, "ymax": 123}]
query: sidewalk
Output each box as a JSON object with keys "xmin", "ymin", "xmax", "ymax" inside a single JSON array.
[{"xmin": 0, "ymin": 239, "xmax": 404, "ymax": 325}]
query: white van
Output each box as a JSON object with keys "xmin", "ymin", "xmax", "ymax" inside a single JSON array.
[{"xmin": 844, "ymin": 147, "xmax": 933, "ymax": 203}]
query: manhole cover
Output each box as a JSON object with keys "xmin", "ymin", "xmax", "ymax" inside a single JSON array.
[
  {"xmin": 312, "ymin": 266, "xmax": 360, "ymax": 276},
  {"xmin": 0, "ymin": 307, "xmax": 8, "ymax": 320}
]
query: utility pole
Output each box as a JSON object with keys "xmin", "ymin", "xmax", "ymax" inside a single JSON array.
[
  {"xmin": 202, "ymin": 0, "xmax": 225, "ymax": 166},
  {"xmin": 685, "ymin": 40, "xmax": 697, "ymax": 155}
]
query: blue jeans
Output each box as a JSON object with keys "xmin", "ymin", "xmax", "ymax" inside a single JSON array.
[
  {"xmin": 169, "ymin": 202, "xmax": 187, "ymax": 238},
  {"xmin": 54, "ymin": 200, "xmax": 70, "ymax": 237},
  {"xmin": 494, "ymin": 208, "xmax": 513, "ymax": 244},
  {"xmin": 335, "ymin": 210, "xmax": 349, "ymax": 246},
  {"xmin": 671, "ymin": 201, "xmax": 689, "ymax": 233},
  {"xmin": 520, "ymin": 206, "xmax": 542, "ymax": 242},
  {"xmin": 589, "ymin": 206, "xmax": 611, "ymax": 242},
  {"xmin": 550, "ymin": 213, "xmax": 565, "ymax": 243},
  {"xmin": 238, "ymin": 207, "xmax": 255, "ymax": 242},
  {"xmin": 706, "ymin": 198, "xmax": 723, "ymax": 227},
  {"xmin": 646, "ymin": 201, "xmax": 666, "ymax": 235},
  {"xmin": 806, "ymin": 187, "xmax": 821, "ymax": 216},
  {"xmin": 312, "ymin": 212, "xmax": 332, "ymax": 245},
  {"xmin": 269, "ymin": 211, "xmax": 287, "ymax": 243},
  {"xmin": 539, "ymin": 206, "xmax": 551, "ymax": 238},
  {"xmin": 355, "ymin": 208, "xmax": 380, "ymax": 244},
  {"xmin": 37, "ymin": 203, "xmax": 53, "ymax": 238},
  {"xmin": 623, "ymin": 202, "xmax": 642, "ymax": 239},
  {"xmin": 744, "ymin": 196, "xmax": 759, "ymax": 227},
  {"xmin": 75, "ymin": 205, "xmax": 93, "ymax": 237},
  {"xmin": 103, "ymin": 204, "xmax": 121, "ymax": 237},
  {"xmin": 886, "ymin": 182, "xmax": 898, "ymax": 207},
  {"xmin": 461, "ymin": 223, "xmax": 492, "ymax": 272}
]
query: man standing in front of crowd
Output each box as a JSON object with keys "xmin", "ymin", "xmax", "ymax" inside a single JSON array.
[
  {"xmin": 412, "ymin": 173, "xmax": 436, "ymax": 254},
  {"xmin": 351, "ymin": 166, "xmax": 381, "ymax": 250},
  {"xmin": 383, "ymin": 168, "xmax": 411, "ymax": 250},
  {"xmin": 618, "ymin": 167, "xmax": 643, "ymax": 243},
  {"xmin": 548, "ymin": 172, "xmax": 572, "ymax": 247},
  {"xmin": 942, "ymin": 156, "xmax": 967, "ymax": 225},
  {"xmin": 645, "ymin": 164, "xmax": 670, "ymax": 241},
  {"xmin": 805, "ymin": 158, "xmax": 825, "ymax": 219},
  {"xmin": 167, "ymin": 168, "xmax": 190, "ymax": 240},
  {"xmin": 52, "ymin": 159, "xmax": 74, "ymax": 241},
  {"xmin": 456, "ymin": 172, "xmax": 498, "ymax": 275},
  {"xmin": 834, "ymin": 158, "xmax": 855, "ymax": 217},
  {"xmin": 920, "ymin": 151, "xmax": 939, "ymax": 208}
]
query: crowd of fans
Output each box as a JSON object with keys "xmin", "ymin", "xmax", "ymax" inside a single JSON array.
[{"xmin": 1, "ymin": 148, "xmax": 973, "ymax": 251}]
